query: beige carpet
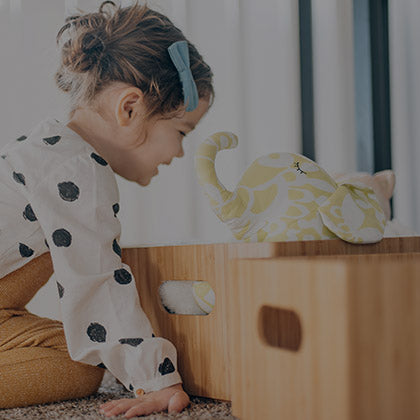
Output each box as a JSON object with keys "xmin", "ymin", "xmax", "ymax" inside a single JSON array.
[{"xmin": 0, "ymin": 373, "xmax": 237, "ymax": 419}]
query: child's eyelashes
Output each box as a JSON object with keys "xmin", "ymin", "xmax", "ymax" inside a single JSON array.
[{"xmin": 179, "ymin": 131, "xmax": 187, "ymax": 137}]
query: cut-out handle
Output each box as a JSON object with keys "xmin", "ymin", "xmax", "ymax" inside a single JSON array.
[{"xmin": 258, "ymin": 305, "xmax": 302, "ymax": 351}]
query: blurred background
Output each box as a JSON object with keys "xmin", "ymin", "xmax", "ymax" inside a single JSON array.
[{"xmin": 0, "ymin": 0, "xmax": 418, "ymax": 319}]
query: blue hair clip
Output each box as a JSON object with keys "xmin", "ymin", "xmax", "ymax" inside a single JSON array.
[{"xmin": 168, "ymin": 40, "xmax": 199, "ymax": 112}]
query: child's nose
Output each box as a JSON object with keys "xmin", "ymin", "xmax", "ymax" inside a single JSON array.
[{"xmin": 176, "ymin": 145, "xmax": 184, "ymax": 158}]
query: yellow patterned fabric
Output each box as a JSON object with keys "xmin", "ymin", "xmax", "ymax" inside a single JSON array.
[
  {"xmin": 192, "ymin": 281, "xmax": 215, "ymax": 314},
  {"xmin": 195, "ymin": 132, "xmax": 386, "ymax": 244}
]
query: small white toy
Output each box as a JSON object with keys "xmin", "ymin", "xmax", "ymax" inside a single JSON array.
[{"xmin": 159, "ymin": 280, "xmax": 215, "ymax": 316}]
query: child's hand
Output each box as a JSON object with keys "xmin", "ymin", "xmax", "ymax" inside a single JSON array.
[{"xmin": 99, "ymin": 383, "xmax": 189, "ymax": 418}]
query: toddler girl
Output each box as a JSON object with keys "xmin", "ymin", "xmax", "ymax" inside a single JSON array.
[{"xmin": 0, "ymin": 1, "xmax": 213, "ymax": 417}]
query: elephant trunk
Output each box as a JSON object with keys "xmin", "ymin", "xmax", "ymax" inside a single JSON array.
[{"xmin": 195, "ymin": 132, "xmax": 241, "ymax": 222}]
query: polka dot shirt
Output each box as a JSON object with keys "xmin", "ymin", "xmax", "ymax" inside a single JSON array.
[{"xmin": 0, "ymin": 118, "xmax": 181, "ymax": 394}]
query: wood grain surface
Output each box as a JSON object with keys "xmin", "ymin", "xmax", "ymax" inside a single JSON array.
[
  {"xmin": 229, "ymin": 252, "xmax": 420, "ymax": 420},
  {"xmin": 122, "ymin": 236, "xmax": 420, "ymax": 401}
]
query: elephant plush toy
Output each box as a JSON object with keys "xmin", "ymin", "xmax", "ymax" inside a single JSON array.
[{"xmin": 194, "ymin": 132, "xmax": 387, "ymax": 244}]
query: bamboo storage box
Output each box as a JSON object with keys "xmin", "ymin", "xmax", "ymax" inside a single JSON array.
[
  {"xmin": 229, "ymin": 253, "xmax": 420, "ymax": 420},
  {"xmin": 122, "ymin": 237, "xmax": 420, "ymax": 401}
]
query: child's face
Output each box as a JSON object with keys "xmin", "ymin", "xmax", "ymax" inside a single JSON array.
[
  {"xmin": 119, "ymin": 98, "xmax": 209, "ymax": 186},
  {"xmin": 84, "ymin": 82, "xmax": 211, "ymax": 186},
  {"xmin": 68, "ymin": 85, "xmax": 210, "ymax": 186}
]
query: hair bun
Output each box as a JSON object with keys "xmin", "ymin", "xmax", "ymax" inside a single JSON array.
[
  {"xmin": 62, "ymin": 31, "xmax": 106, "ymax": 73},
  {"xmin": 82, "ymin": 33, "xmax": 105, "ymax": 58},
  {"xmin": 79, "ymin": 32, "xmax": 106, "ymax": 71}
]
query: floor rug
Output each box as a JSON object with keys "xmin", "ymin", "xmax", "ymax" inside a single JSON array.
[{"xmin": 0, "ymin": 372, "xmax": 237, "ymax": 420}]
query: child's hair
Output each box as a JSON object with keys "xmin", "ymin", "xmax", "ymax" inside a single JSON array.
[{"xmin": 55, "ymin": 1, "xmax": 214, "ymax": 119}]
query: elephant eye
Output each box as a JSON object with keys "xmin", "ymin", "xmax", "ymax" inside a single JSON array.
[{"xmin": 294, "ymin": 161, "xmax": 307, "ymax": 175}]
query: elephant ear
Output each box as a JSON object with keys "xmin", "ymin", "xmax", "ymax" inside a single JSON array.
[{"xmin": 318, "ymin": 182, "xmax": 387, "ymax": 244}]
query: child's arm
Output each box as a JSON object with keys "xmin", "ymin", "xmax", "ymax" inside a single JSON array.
[{"xmin": 27, "ymin": 148, "xmax": 183, "ymax": 397}]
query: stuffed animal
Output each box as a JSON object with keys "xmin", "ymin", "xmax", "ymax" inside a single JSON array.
[
  {"xmin": 160, "ymin": 131, "xmax": 405, "ymax": 315},
  {"xmin": 194, "ymin": 132, "xmax": 386, "ymax": 244}
]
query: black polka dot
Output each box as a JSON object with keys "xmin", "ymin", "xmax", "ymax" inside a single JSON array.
[
  {"xmin": 58, "ymin": 182, "xmax": 80, "ymax": 202},
  {"xmin": 91, "ymin": 153, "xmax": 108, "ymax": 166},
  {"xmin": 52, "ymin": 229, "xmax": 72, "ymax": 247},
  {"xmin": 87, "ymin": 322, "xmax": 107, "ymax": 343},
  {"xmin": 19, "ymin": 243, "xmax": 34, "ymax": 258},
  {"xmin": 114, "ymin": 268, "xmax": 132, "ymax": 285},
  {"xmin": 23, "ymin": 204, "xmax": 37, "ymax": 222},
  {"xmin": 158, "ymin": 358, "xmax": 175, "ymax": 375},
  {"xmin": 56, "ymin": 281, "xmax": 64, "ymax": 298},
  {"xmin": 97, "ymin": 362, "xmax": 107, "ymax": 369},
  {"xmin": 113, "ymin": 203, "xmax": 120, "ymax": 217},
  {"xmin": 112, "ymin": 239, "xmax": 121, "ymax": 257},
  {"xmin": 16, "ymin": 135, "xmax": 27, "ymax": 142},
  {"xmin": 1, "ymin": 155, "xmax": 6, "ymax": 159},
  {"xmin": 13, "ymin": 172, "xmax": 26, "ymax": 185},
  {"xmin": 119, "ymin": 338, "xmax": 144, "ymax": 347},
  {"xmin": 129, "ymin": 384, "xmax": 134, "ymax": 391},
  {"xmin": 43, "ymin": 135, "xmax": 61, "ymax": 145},
  {"xmin": 44, "ymin": 239, "xmax": 49, "ymax": 249}
]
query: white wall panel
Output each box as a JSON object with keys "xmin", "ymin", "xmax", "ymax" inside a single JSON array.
[
  {"xmin": 312, "ymin": 0, "xmax": 357, "ymax": 173},
  {"xmin": 389, "ymin": 0, "xmax": 420, "ymax": 232}
]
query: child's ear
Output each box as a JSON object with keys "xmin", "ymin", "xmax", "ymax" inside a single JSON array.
[
  {"xmin": 115, "ymin": 87, "xmax": 146, "ymax": 127},
  {"xmin": 373, "ymin": 170, "xmax": 396, "ymax": 199}
]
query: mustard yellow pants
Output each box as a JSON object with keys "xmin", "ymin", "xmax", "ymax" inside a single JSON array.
[{"xmin": 0, "ymin": 253, "xmax": 105, "ymax": 408}]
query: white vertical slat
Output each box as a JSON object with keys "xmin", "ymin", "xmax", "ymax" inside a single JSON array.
[
  {"xmin": 0, "ymin": 2, "xmax": 11, "ymax": 143},
  {"xmin": 389, "ymin": 0, "xmax": 420, "ymax": 232},
  {"xmin": 311, "ymin": 0, "xmax": 357, "ymax": 173},
  {"xmin": 3, "ymin": 0, "xmax": 24, "ymax": 140},
  {"xmin": 64, "ymin": 0, "xmax": 79, "ymax": 16},
  {"xmin": 191, "ymin": 0, "xmax": 243, "ymax": 241},
  {"xmin": 10, "ymin": 0, "xmax": 21, "ymax": 14},
  {"xmin": 0, "ymin": 0, "xmax": 66, "ymax": 146},
  {"xmin": 163, "ymin": 0, "xmax": 188, "ymax": 29},
  {"xmin": 9, "ymin": 0, "xmax": 67, "ymax": 321},
  {"xmin": 65, "ymin": 0, "xmax": 107, "ymax": 16},
  {"xmin": 236, "ymin": 0, "xmax": 301, "ymax": 161}
]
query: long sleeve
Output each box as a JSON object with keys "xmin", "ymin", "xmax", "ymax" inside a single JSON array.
[{"xmin": 26, "ymin": 149, "xmax": 182, "ymax": 394}]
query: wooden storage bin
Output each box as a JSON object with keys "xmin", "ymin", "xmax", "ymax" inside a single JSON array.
[
  {"xmin": 228, "ymin": 253, "xmax": 420, "ymax": 420},
  {"xmin": 121, "ymin": 237, "xmax": 420, "ymax": 400}
]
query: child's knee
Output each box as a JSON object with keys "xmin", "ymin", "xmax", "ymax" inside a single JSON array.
[
  {"xmin": 0, "ymin": 348, "xmax": 105, "ymax": 408},
  {"xmin": 42, "ymin": 349, "xmax": 106, "ymax": 399},
  {"xmin": 0, "ymin": 309, "xmax": 67, "ymax": 352}
]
